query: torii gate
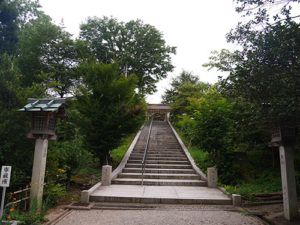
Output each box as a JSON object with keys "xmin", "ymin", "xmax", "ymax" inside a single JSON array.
[{"xmin": 147, "ymin": 104, "xmax": 171, "ymax": 121}]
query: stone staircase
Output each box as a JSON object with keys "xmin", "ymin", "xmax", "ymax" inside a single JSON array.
[{"xmin": 112, "ymin": 121, "xmax": 207, "ymax": 186}]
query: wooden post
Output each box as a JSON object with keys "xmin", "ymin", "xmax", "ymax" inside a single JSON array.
[
  {"xmin": 279, "ymin": 145, "xmax": 298, "ymax": 221},
  {"xmin": 30, "ymin": 138, "xmax": 48, "ymax": 212}
]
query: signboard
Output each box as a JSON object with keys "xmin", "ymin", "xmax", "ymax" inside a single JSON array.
[{"xmin": 0, "ymin": 166, "xmax": 11, "ymax": 187}]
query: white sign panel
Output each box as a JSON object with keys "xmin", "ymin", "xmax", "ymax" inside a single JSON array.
[{"xmin": 0, "ymin": 166, "xmax": 11, "ymax": 187}]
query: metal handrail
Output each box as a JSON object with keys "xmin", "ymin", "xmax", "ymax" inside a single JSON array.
[{"xmin": 141, "ymin": 119, "xmax": 153, "ymax": 186}]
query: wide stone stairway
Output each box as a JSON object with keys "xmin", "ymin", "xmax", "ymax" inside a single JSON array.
[
  {"xmin": 113, "ymin": 121, "xmax": 206, "ymax": 186},
  {"xmin": 89, "ymin": 121, "xmax": 231, "ymax": 204}
]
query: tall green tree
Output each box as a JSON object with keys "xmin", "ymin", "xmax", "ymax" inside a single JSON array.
[
  {"xmin": 17, "ymin": 14, "xmax": 60, "ymax": 87},
  {"xmin": 75, "ymin": 62, "xmax": 145, "ymax": 164},
  {"xmin": 39, "ymin": 30, "xmax": 78, "ymax": 97},
  {"xmin": 0, "ymin": 0, "xmax": 18, "ymax": 54},
  {"xmin": 205, "ymin": 1, "xmax": 300, "ymax": 127},
  {"xmin": 0, "ymin": 54, "xmax": 45, "ymax": 187},
  {"xmin": 0, "ymin": 0, "xmax": 41, "ymax": 55},
  {"xmin": 18, "ymin": 15, "xmax": 79, "ymax": 97},
  {"xmin": 162, "ymin": 71, "xmax": 210, "ymax": 120},
  {"xmin": 80, "ymin": 16, "xmax": 176, "ymax": 94}
]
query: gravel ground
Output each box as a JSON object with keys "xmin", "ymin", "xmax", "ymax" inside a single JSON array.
[{"xmin": 55, "ymin": 208, "xmax": 266, "ymax": 225}]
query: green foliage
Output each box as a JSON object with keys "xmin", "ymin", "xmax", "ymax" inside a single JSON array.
[
  {"xmin": 191, "ymin": 89, "xmax": 236, "ymax": 158},
  {"xmin": 4, "ymin": 199, "xmax": 47, "ymax": 225},
  {"xmin": 47, "ymin": 139, "xmax": 93, "ymax": 180},
  {"xmin": 0, "ymin": 54, "xmax": 40, "ymax": 187},
  {"xmin": 75, "ymin": 62, "xmax": 146, "ymax": 164},
  {"xmin": 17, "ymin": 14, "xmax": 61, "ymax": 87},
  {"xmin": 162, "ymin": 71, "xmax": 210, "ymax": 122},
  {"xmin": 39, "ymin": 30, "xmax": 79, "ymax": 97},
  {"xmin": 80, "ymin": 16, "xmax": 176, "ymax": 94},
  {"xmin": 187, "ymin": 147, "xmax": 213, "ymax": 174},
  {"xmin": 43, "ymin": 183, "xmax": 66, "ymax": 207},
  {"xmin": 110, "ymin": 133, "xmax": 137, "ymax": 168},
  {"xmin": 174, "ymin": 88, "xmax": 243, "ymax": 184},
  {"xmin": 206, "ymin": 2, "xmax": 300, "ymax": 127},
  {"xmin": 0, "ymin": 0, "xmax": 41, "ymax": 55},
  {"xmin": 0, "ymin": 0, "xmax": 18, "ymax": 54},
  {"xmin": 224, "ymin": 171, "xmax": 282, "ymax": 199}
]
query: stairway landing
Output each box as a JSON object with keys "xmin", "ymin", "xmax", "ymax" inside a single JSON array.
[{"xmin": 90, "ymin": 185, "xmax": 231, "ymax": 204}]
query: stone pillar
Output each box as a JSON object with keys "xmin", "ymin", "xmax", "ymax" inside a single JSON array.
[
  {"xmin": 207, "ymin": 167, "xmax": 217, "ymax": 188},
  {"xmin": 30, "ymin": 138, "xmax": 48, "ymax": 212},
  {"xmin": 102, "ymin": 165, "xmax": 112, "ymax": 186},
  {"xmin": 279, "ymin": 145, "xmax": 298, "ymax": 221},
  {"xmin": 81, "ymin": 190, "xmax": 89, "ymax": 203},
  {"xmin": 232, "ymin": 194, "xmax": 242, "ymax": 206}
]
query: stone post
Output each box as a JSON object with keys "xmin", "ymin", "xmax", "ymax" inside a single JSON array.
[
  {"xmin": 30, "ymin": 138, "xmax": 48, "ymax": 212},
  {"xmin": 279, "ymin": 145, "xmax": 298, "ymax": 221},
  {"xmin": 232, "ymin": 194, "xmax": 242, "ymax": 206},
  {"xmin": 207, "ymin": 167, "xmax": 217, "ymax": 188},
  {"xmin": 102, "ymin": 165, "xmax": 112, "ymax": 186}
]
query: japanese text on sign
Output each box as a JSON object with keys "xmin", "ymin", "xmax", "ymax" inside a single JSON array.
[{"xmin": 0, "ymin": 166, "xmax": 11, "ymax": 187}]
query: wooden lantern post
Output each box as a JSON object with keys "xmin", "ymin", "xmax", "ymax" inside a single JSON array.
[
  {"xmin": 269, "ymin": 126, "xmax": 298, "ymax": 221},
  {"xmin": 19, "ymin": 98, "xmax": 66, "ymax": 212}
]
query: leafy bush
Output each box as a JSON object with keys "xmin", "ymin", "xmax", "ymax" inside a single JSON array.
[
  {"xmin": 224, "ymin": 171, "xmax": 282, "ymax": 199},
  {"xmin": 110, "ymin": 133, "xmax": 137, "ymax": 169},
  {"xmin": 3, "ymin": 199, "xmax": 47, "ymax": 225},
  {"xmin": 43, "ymin": 183, "xmax": 66, "ymax": 207},
  {"xmin": 175, "ymin": 88, "xmax": 242, "ymax": 184}
]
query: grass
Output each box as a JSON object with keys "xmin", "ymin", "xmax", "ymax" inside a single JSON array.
[
  {"xmin": 172, "ymin": 127, "xmax": 213, "ymax": 174},
  {"xmin": 110, "ymin": 133, "xmax": 137, "ymax": 169},
  {"xmin": 223, "ymin": 171, "xmax": 282, "ymax": 199},
  {"xmin": 188, "ymin": 147, "xmax": 213, "ymax": 174}
]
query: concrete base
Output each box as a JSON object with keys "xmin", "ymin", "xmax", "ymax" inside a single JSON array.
[{"xmin": 90, "ymin": 185, "xmax": 232, "ymax": 205}]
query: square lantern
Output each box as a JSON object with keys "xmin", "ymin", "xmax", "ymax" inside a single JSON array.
[
  {"xmin": 269, "ymin": 126, "xmax": 296, "ymax": 147},
  {"xmin": 19, "ymin": 98, "xmax": 67, "ymax": 140}
]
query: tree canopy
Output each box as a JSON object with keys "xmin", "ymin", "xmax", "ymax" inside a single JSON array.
[
  {"xmin": 205, "ymin": 1, "xmax": 300, "ymax": 127},
  {"xmin": 75, "ymin": 62, "xmax": 146, "ymax": 163},
  {"xmin": 80, "ymin": 16, "xmax": 176, "ymax": 95}
]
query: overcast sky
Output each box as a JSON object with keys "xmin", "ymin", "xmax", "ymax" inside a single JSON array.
[{"xmin": 39, "ymin": 0, "xmax": 240, "ymax": 103}]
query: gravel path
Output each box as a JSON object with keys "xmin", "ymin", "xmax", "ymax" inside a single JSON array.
[{"xmin": 55, "ymin": 208, "xmax": 266, "ymax": 225}]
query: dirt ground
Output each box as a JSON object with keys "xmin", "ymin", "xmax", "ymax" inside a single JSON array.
[{"xmin": 242, "ymin": 201, "xmax": 300, "ymax": 225}]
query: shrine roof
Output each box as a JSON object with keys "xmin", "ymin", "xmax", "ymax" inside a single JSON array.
[
  {"xmin": 18, "ymin": 98, "xmax": 66, "ymax": 112},
  {"xmin": 147, "ymin": 104, "xmax": 171, "ymax": 110}
]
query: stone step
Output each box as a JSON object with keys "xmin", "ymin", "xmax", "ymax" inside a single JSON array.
[
  {"xmin": 134, "ymin": 148, "xmax": 182, "ymax": 151},
  {"xmin": 127, "ymin": 160, "xmax": 190, "ymax": 165},
  {"xmin": 112, "ymin": 178, "xmax": 207, "ymax": 186},
  {"xmin": 133, "ymin": 150, "xmax": 183, "ymax": 154},
  {"xmin": 129, "ymin": 156, "xmax": 187, "ymax": 161},
  {"xmin": 125, "ymin": 164, "xmax": 193, "ymax": 169},
  {"xmin": 134, "ymin": 147, "xmax": 182, "ymax": 151},
  {"xmin": 118, "ymin": 173, "xmax": 200, "ymax": 180},
  {"xmin": 122, "ymin": 168, "xmax": 196, "ymax": 174},
  {"xmin": 130, "ymin": 152, "xmax": 186, "ymax": 158},
  {"xmin": 90, "ymin": 195, "xmax": 232, "ymax": 205}
]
